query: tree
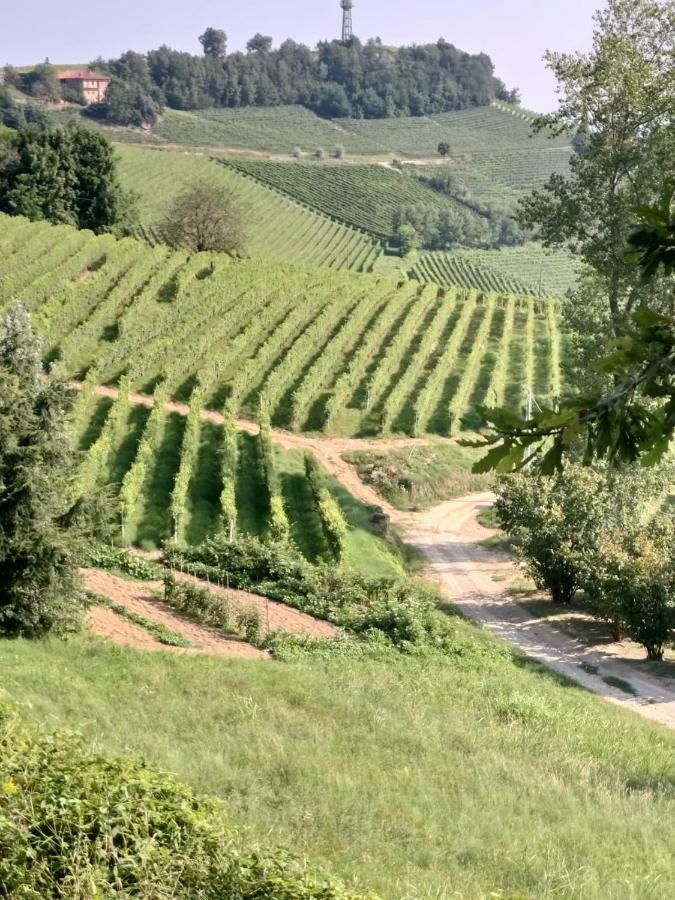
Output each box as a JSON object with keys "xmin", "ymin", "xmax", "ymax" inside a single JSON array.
[
  {"xmin": 158, "ymin": 179, "xmax": 246, "ymax": 253},
  {"xmin": 519, "ymin": 0, "xmax": 675, "ymax": 387},
  {"xmin": 0, "ymin": 304, "xmax": 83, "ymax": 637},
  {"xmin": 495, "ymin": 467, "xmax": 607, "ymax": 604},
  {"xmin": 86, "ymin": 78, "xmax": 162, "ymax": 127},
  {"xmin": 21, "ymin": 64, "xmax": 61, "ymax": 102},
  {"xmin": 396, "ymin": 223, "xmax": 420, "ymax": 256},
  {"xmin": 0, "ymin": 124, "xmax": 132, "ymax": 233},
  {"xmin": 246, "ymin": 33, "xmax": 273, "ymax": 54},
  {"xmin": 437, "ymin": 141, "xmax": 450, "ymax": 157},
  {"xmin": 199, "ymin": 27, "xmax": 227, "ymax": 60}
]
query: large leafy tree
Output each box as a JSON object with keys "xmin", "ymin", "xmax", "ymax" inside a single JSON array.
[
  {"xmin": 0, "ymin": 123, "xmax": 132, "ymax": 233},
  {"xmin": 520, "ymin": 0, "xmax": 675, "ymax": 387},
  {"xmin": 0, "ymin": 304, "xmax": 83, "ymax": 636}
]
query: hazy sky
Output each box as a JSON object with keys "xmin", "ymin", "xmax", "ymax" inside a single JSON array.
[{"xmin": 1, "ymin": 0, "xmax": 599, "ymax": 111}]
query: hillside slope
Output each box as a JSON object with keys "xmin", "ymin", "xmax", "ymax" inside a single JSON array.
[{"xmin": 117, "ymin": 146, "xmax": 381, "ymax": 272}]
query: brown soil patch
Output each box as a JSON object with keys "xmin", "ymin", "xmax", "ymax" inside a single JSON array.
[{"xmin": 84, "ymin": 569, "xmax": 268, "ymax": 659}]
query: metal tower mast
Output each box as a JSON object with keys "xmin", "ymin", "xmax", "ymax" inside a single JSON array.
[{"xmin": 341, "ymin": 0, "xmax": 353, "ymax": 41}]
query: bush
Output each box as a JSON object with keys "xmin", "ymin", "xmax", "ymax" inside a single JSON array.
[
  {"xmin": 0, "ymin": 703, "xmax": 379, "ymax": 898},
  {"xmin": 584, "ymin": 518, "xmax": 675, "ymax": 660},
  {"xmin": 315, "ymin": 147, "xmax": 326, "ymax": 160},
  {"xmin": 333, "ymin": 144, "xmax": 346, "ymax": 159},
  {"xmin": 495, "ymin": 467, "xmax": 606, "ymax": 604}
]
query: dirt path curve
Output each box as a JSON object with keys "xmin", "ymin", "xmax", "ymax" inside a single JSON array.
[
  {"xmin": 88, "ymin": 385, "xmax": 675, "ymax": 728},
  {"xmin": 403, "ymin": 493, "xmax": 675, "ymax": 731}
]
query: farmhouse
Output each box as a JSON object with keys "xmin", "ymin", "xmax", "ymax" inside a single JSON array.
[{"xmin": 57, "ymin": 69, "xmax": 110, "ymax": 104}]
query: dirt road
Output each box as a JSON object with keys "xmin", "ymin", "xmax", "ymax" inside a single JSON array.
[{"xmin": 88, "ymin": 385, "xmax": 675, "ymax": 728}]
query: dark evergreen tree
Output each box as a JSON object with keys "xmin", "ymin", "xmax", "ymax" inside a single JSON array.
[{"xmin": 0, "ymin": 304, "xmax": 83, "ymax": 637}]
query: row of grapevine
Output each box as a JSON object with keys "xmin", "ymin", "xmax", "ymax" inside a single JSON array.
[
  {"xmin": 219, "ymin": 405, "xmax": 238, "ymax": 540},
  {"xmin": 483, "ymin": 297, "xmax": 516, "ymax": 408},
  {"xmin": 287, "ymin": 282, "xmax": 393, "ymax": 431},
  {"xmin": 119, "ymin": 384, "xmax": 169, "ymax": 536},
  {"xmin": 73, "ymin": 377, "xmax": 131, "ymax": 503},
  {"xmin": 360, "ymin": 284, "xmax": 440, "ymax": 418},
  {"xmin": 256, "ymin": 414, "xmax": 290, "ymax": 542},
  {"xmin": 304, "ymin": 454, "xmax": 349, "ymax": 561},
  {"xmin": 323, "ymin": 284, "xmax": 418, "ymax": 432},
  {"xmin": 170, "ymin": 386, "xmax": 204, "ymax": 541},
  {"xmin": 447, "ymin": 295, "xmax": 497, "ymax": 433},
  {"xmin": 379, "ymin": 290, "xmax": 459, "ymax": 432},
  {"xmin": 411, "ymin": 291, "xmax": 477, "ymax": 435}
]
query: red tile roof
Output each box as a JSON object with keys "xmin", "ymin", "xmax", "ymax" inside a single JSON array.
[{"xmin": 57, "ymin": 70, "xmax": 110, "ymax": 82}]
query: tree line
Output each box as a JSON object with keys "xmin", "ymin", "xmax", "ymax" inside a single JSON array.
[{"xmin": 66, "ymin": 31, "xmax": 518, "ymax": 126}]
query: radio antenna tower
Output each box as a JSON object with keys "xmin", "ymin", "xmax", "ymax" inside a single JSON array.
[{"xmin": 340, "ymin": 0, "xmax": 353, "ymax": 41}]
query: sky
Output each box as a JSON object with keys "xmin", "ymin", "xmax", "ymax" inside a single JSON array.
[{"xmin": 1, "ymin": 0, "xmax": 599, "ymax": 112}]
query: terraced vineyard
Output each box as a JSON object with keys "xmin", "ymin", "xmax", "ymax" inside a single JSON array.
[
  {"xmin": 411, "ymin": 245, "xmax": 579, "ymax": 297},
  {"xmin": 224, "ymin": 159, "xmax": 484, "ymax": 241},
  {"xmin": 117, "ymin": 147, "xmax": 382, "ymax": 272},
  {"xmin": 0, "ymin": 214, "xmax": 561, "ymax": 439}
]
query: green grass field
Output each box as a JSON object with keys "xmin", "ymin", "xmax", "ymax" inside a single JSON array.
[
  {"xmin": 117, "ymin": 146, "xmax": 382, "ymax": 272},
  {"xmin": 2, "ymin": 633, "xmax": 674, "ymax": 899},
  {"xmin": 0, "ymin": 215, "xmax": 561, "ymax": 441}
]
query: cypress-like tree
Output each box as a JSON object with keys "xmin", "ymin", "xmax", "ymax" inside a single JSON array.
[{"xmin": 0, "ymin": 304, "xmax": 83, "ymax": 636}]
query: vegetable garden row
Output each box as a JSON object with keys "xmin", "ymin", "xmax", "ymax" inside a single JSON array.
[{"xmin": 1, "ymin": 214, "xmax": 562, "ymax": 440}]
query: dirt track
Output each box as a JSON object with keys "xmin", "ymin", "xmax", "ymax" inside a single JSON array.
[{"xmin": 88, "ymin": 385, "xmax": 675, "ymax": 729}]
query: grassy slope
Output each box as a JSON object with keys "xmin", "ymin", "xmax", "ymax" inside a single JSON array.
[
  {"xmin": 2, "ymin": 635, "xmax": 674, "ymax": 899},
  {"xmin": 343, "ymin": 442, "xmax": 493, "ymax": 511}
]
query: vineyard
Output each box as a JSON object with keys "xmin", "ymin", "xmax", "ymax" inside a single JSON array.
[
  {"xmin": 0, "ymin": 213, "xmax": 562, "ymax": 438},
  {"xmin": 411, "ymin": 245, "xmax": 579, "ymax": 297},
  {"xmin": 0, "ymin": 211, "xmax": 563, "ymax": 547},
  {"xmin": 337, "ymin": 103, "xmax": 572, "ymax": 159},
  {"xmin": 117, "ymin": 147, "xmax": 382, "ymax": 272},
  {"xmin": 223, "ymin": 159, "xmax": 484, "ymax": 241},
  {"xmin": 73, "ymin": 385, "xmax": 402, "ymax": 563}
]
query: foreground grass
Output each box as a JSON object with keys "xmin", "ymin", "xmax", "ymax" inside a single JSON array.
[{"xmin": 1, "ymin": 629, "xmax": 674, "ymax": 899}]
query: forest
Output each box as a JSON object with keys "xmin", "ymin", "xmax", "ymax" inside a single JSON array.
[{"xmin": 76, "ymin": 32, "xmax": 517, "ymax": 125}]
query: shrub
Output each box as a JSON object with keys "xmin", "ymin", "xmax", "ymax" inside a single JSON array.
[
  {"xmin": 0, "ymin": 703, "xmax": 379, "ymax": 898},
  {"xmin": 163, "ymin": 536, "xmax": 447, "ymax": 650},
  {"xmin": 333, "ymin": 144, "xmax": 346, "ymax": 159},
  {"xmin": 495, "ymin": 467, "xmax": 606, "ymax": 604},
  {"xmin": 315, "ymin": 147, "xmax": 326, "ymax": 160},
  {"xmin": 292, "ymin": 146, "xmax": 302, "ymax": 158}
]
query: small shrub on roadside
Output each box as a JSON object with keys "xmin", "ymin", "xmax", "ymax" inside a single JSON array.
[{"xmin": 333, "ymin": 144, "xmax": 345, "ymax": 159}]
